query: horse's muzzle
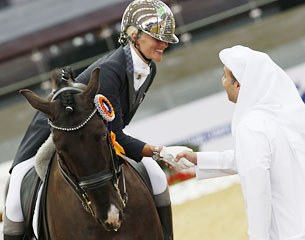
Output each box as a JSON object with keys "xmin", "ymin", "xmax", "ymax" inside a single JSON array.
[
  {"xmin": 103, "ymin": 221, "xmax": 121, "ymax": 232},
  {"xmin": 99, "ymin": 204, "xmax": 122, "ymax": 232}
]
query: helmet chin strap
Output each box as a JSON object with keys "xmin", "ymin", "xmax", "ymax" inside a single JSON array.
[{"xmin": 128, "ymin": 31, "xmax": 151, "ymax": 64}]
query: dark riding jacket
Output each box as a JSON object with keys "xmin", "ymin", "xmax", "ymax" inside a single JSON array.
[{"xmin": 11, "ymin": 45, "xmax": 156, "ymax": 172}]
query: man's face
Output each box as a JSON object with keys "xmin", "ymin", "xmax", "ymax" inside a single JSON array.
[{"xmin": 222, "ymin": 66, "xmax": 240, "ymax": 103}]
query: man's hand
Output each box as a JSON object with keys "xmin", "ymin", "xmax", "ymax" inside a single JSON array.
[
  {"xmin": 176, "ymin": 151, "xmax": 197, "ymax": 165},
  {"xmin": 160, "ymin": 146, "xmax": 195, "ymax": 170}
]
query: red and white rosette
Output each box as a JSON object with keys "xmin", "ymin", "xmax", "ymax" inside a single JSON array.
[{"xmin": 94, "ymin": 94, "xmax": 115, "ymax": 122}]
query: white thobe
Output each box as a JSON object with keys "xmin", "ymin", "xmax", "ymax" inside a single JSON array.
[{"xmin": 196, "ymin": 114, "xmax": 305, "ymax": 240}]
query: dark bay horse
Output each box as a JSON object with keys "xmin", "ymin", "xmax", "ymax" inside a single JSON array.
[{"xmin": 20, "ymin": 68, "xmax": 163, "ymax": 239}]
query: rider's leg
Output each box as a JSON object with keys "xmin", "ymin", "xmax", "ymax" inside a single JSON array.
[
  {"xmin": 3, "ymin": 177, "xmax": 24, "ymax": 240},
  {"xmin": 3, "ymin": 157, "xmax": 35, "ymax": 240},
  {"xmin": 142, "ymin": 157, "xmax": 173, "ymax": 240},
  {"xmin": 3, "ymin": 215, "xmax": 24, "ymax": 240}
]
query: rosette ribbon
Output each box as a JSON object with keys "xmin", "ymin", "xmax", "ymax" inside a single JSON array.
[
  {"xmin": 110, "ymin": 131, "xmax": 125, "ymax": 158},
  {"xmin": 94, "ymin": 94, "xmax": 115, "ymax": 122}
]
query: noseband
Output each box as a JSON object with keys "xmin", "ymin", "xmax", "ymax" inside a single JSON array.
[{"xmin": 49, "ymin": 87, "xmax": 128, "ymax": 219}]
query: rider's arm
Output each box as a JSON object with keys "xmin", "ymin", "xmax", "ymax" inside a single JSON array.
[{"xmin": 99, "ymin": 61, "xmax": 146, "ymax": 162}]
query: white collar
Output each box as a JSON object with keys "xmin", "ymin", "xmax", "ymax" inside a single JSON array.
[
  {"xmin": 129, "ymin": 45, "xmax": 150, "ymax": 90},
  {"xmin": 130, "ymin": 45, "xmax": 150, "ymax": 72}
]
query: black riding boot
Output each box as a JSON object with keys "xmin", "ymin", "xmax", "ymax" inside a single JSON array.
[
  {"xmin": 3, "ymin": 176, "xmax": 25, "ymax": 240},
  {"xmin": 156, "ymin": 205, "xmax": 174, "ymax": 240},
  {"xmin": 3, "ymin": 208, "xmax": 25, "ymax": 240},
  {"xmin": 3, "ymin": 234, "xmax": 24, "ymax": 240}
]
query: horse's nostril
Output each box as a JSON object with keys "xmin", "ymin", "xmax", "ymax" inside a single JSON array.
[{"xmin": 103, "ymin": 221, "xmax": 121, "ymax": 232}]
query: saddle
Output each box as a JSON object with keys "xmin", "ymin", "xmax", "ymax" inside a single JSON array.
[
  {"xmin": 20, "ymin": 167, "xmax": 42, "ymax": 240},
  {"xmin": 18, "ymin": 135, "xmax": 54, "ymax": 239},
  {"xmin": 21, "ymin": 153, "xmax": 54, "ymax": 240}
]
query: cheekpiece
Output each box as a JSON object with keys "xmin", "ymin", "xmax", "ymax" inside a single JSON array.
[{"xmin": 94, "ymin": 94, "xmax": 115, "ymax": 122}]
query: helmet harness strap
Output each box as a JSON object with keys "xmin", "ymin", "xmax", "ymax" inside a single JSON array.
[{"xmin": 129, "ymin": 30, "xmax": 152, "ymax": 63}]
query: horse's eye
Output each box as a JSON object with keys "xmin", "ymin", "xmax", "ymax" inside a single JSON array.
[
  {"xmin": 95, "ymin": 132, "xmax": 107, "ymax": 141},
  {"xmin": 101, "ymin": 132, "xmax": 108, "ymax": 141}
]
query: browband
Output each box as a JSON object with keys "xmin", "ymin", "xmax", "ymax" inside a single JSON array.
[{"xmin": 51, "ymin": 87, "xmax": 83, "ymax": 101}]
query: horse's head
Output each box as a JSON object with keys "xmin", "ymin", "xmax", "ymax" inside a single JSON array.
[{"xmin": 20, "ymin": 67, "xmax": 125, "ymax": 231}]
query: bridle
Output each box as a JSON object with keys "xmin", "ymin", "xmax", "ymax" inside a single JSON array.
[
  {"xmin": 48, "ymin": 108, "xmax": 97, "ymax": 131},
  {"xmin": 49, "ymin": 87, "xmax": 128, "ymax": 219}
]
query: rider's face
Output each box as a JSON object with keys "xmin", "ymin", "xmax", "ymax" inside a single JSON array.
[{"xmin": 135, "ymin": 33, "xmax": 169, "ymax": 62}]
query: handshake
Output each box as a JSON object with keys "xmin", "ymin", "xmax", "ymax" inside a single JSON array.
[{"xmin": 159, "ymin": 146, "xmax": 195, "ymax": 171}]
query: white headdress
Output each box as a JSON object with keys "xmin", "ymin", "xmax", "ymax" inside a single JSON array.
[{"xmin": 219, "ymin": 45, "xmax": 305, "ymax": 136}]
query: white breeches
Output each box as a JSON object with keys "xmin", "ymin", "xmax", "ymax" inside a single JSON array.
[
  {"xmin": 141, "ymin": 157, "xmax": 168, "ymax": 195},
  {"xmin": 5, "ymin": 157, "xmax": 35, "ymax": 222}
]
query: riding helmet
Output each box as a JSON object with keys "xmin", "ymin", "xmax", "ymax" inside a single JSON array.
[{"xmin": 119, "ymin": 0, "xmax": 179, "ymax": 44}]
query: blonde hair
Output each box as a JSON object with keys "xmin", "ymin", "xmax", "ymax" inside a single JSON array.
[{"xmin": 126, "ymin": 26, "xmax": 139, "ymax": 42}]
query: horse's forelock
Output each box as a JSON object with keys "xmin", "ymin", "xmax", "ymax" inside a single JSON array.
[
  {"xmin": 48, "ymin": 67, "xmax": 80, "ymax": 111},
  {"xmin": 59, "ymin": 91, "xmax": 76, "ymax": 112},
  {"xmin": 51, "ymin": 67, "xmax": 75, "ymax": 90}
]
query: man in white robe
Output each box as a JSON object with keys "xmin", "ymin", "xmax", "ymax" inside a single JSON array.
[{"xmin": 176, "ymin": 45, "xmax": 305, "ymax": 240}]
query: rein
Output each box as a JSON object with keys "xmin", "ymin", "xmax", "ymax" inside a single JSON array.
[{"xmin": 57, "ymin": 158, "xmax": 97, "ymax": 216}]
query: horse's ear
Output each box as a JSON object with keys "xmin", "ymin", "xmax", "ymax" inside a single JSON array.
[
  {"xmin": 83, "ymin": 68, "xmax": 100, "ymax": 100},
  {"xmin": 20, "ymin": 89, "xmax": 53, "ymax": 117}
]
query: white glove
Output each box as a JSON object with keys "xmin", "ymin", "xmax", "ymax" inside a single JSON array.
[{"xmin": 160, "ymin": 146, "xmax": 195, "ymax": 170}]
